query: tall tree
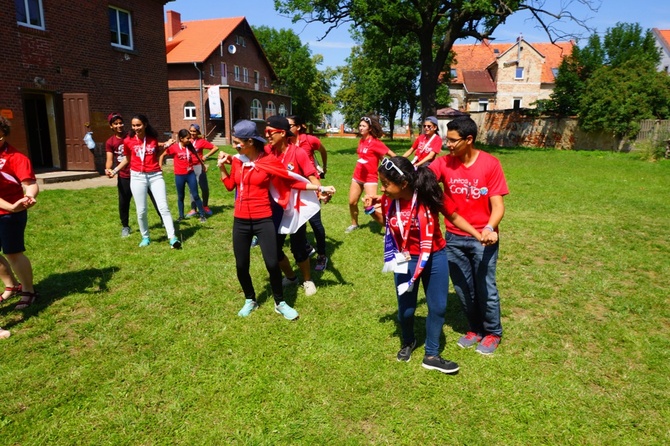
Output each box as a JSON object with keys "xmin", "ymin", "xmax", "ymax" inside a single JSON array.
[
  {"xmin": 276, "ymin": 0, "xmax": 598, "ymax": 115},
  {"xmin": 253, "ymin": 26, "xmax": 332, "ymax": 125}
]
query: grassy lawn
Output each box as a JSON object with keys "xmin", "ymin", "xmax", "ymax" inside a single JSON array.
[{"xmin": 1, "ymin": 138, "xmax": 668, "ymax": 445}]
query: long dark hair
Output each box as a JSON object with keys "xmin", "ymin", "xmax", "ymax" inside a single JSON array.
[
  {"xmin": 129, "ymin": 114, "xmax": 158, "ymax": 139},
  {"xmin": 287, "ymin": 115, "xmax": 305, "ymax": 134},
  {"xmin": 378, "ymin": 156, "xmax": 444, "ymax": 215},
  {"xmin": 360, "ymin": 115, "xmax": 383, "ymax": 139}
]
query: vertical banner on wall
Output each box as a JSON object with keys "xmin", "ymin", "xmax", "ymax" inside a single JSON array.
[{"xmin": 208, "ymin": 85, "xmax": 222, "ymax": 118}]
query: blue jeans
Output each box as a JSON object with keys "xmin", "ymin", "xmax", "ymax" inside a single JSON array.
[
  {"xmin": 446, "ymin": 232, "xmax": 502, "ymax": 337},
  {"xmin": 175, "ymin": 172, "xmax": 205, "ymax": 218},
  {"xmin": 394, "ymin": 248, "xmax": 449, "ymax": 357},
  {"xmin": 190, "ymin": 164, "xmax": 210, "ymax": 209}
]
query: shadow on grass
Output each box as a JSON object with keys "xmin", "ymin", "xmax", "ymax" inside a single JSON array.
[{"xmin": 0, "ymin": 266, "xmax": 120, "ymax": 325}]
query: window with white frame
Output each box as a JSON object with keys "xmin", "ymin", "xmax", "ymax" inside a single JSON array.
[
  {"xmin": 264, "ymin": 77, "xmax": 268, "ymax": 87},
  {"xmin": 236, "ymin": 35, "xmax": 246, "ymax": 46},
  {"xmin": 16, "ymin": 0, "xmax": 44, "ymax": 29},
  {"xmin": 513, "ymin": 98, "xmax": 522, "ymax": 110},
  {"xmin": 450, "ymin": 69, "xmax": 457, "ymax": 79},
  {"xmin": 478, "ymin": 99, "xmax": 488, "ymax": 112},
  {"xmin": 254, "ymin": 71, "xmax": 260, "ymax": 85},
  {"xmin": 221, "ymin": 62, "xmax": 228, "ymax": 84},
  {"xmin": 251, "ymin": 99, "xmax": 263, "ymax": 120},
  {"xmin": 266, "ymin": 101, "xmax": 276, "ymax": 117},
  {"xmin": 210, "ymin": 64, "xmax": 214, "ymax": 77},
  {"xmin": 515, "ymin": 66, "xmax": 524, "ymax": 79},
  {"xmin": 278, "ymin": 104, "xmax": 287, "ymax": 117},
  {"xmin": 243, "ymin": 68, "xmax": 249, "ymax": 83},
  {"xmin": 184, "ymin": 102, "xmax": 196, "ymax": 120},
  {"xmin": 109, "ymin": 6, "xmax": 133, "ymax": 49},
  {"xmin": 234, "ymin": 65, "xmax": 240, "ymax": 81}
]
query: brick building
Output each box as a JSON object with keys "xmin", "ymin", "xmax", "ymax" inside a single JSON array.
[
  {"xmin": 165, "ymin": 10, "xmax": 291, "ymax": 144},
  {"xmin": 447, "ymin": 39, "xmax": 574, "ymax": 113},
  {"xmin": 1, "ymin": 0, "xmax": 171, "ymax": 171}
]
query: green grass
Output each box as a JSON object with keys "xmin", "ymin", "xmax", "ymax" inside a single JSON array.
[{"xmin": 1, "ymin": 139, "xmax": 669, "ymax": 445}]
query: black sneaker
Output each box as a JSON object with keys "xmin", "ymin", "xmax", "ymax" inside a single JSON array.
[
  {"xmin": 396, "ymin": 340, "xmax": 417, "ymax": 362},
  {"xmin": 421, "ymin": 355, "xmax": 459, "ymax": 374}
]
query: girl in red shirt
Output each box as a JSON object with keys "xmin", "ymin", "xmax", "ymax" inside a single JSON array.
[
  {"xmin": 347, "ymin": 115, "xmax": 396, "ymax": 233},
  {"xmin": 365, "ymin": 156, "xmax": 480, "ymax": 374},
  {"xmin": 160, "ymin": 129, "xmax": 207, "ymax": 222},
  {"xmin": 217, "ymin": 120, "xmax": 334, "ymax": 321},
  {"xmin": 187, "ymin": 124, "xmax": 218, "ymax": 216},
  {"xmin": 403, "ymin": 116, "xmax": 442, "ymax": 167}
]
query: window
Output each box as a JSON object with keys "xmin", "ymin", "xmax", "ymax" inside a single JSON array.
[
  {"xmin": 513, "ymin": 98, "xmax": 522, "ymax": 110},
  {"xmin": 15, "ymin": 0, "xmax": 44, "ymax": 29},
  {"xmin": 266, "ymin": 101, "xmax": 276, "ymax": 117},
  {"xmin": 210, "ymin": 64, "xmax": 215, "ymax": 77},
  {"xmin": 254, "ymin": 71, "xmax": 260, "ymax": 85},
  {"xmin": 493, "ymin": 48, "xmax": 500, "ymax": 54},
  {"xmin": 184, "ymin": 102, "xmax": 196, "ymax": 120},
  {"xmin": 551, "ymin": 68, "xmax": 559, "ymax": 79},
  {"xmin": 243, "ymin": 68, "xmax": 249, "ymax": 83},
  {"xmin": 478, "ymin": 99, "xmax": 488, "ymax": 112},
  {"xmin": 109, "ymin": 7, "xmax": 133, "ymax": 49},
  {"xmin": 278, "ymin": 104, "xmax": 287, "ymax": 117},
  {"xmin": 221, "ymin": 62, "xmax": 228, "ymax": 84},
  {"xmin": 264, "ymin": 77, "xmax": 268, "ymax": 87},
  {"xmin": 236, "ymin": 35, "xmax": 246, "ymax": 47},
  {"xmin": 515, "ymin": 67, "xmax": 524, "ymax": 79},
  {"xmin": 450, "ymin": 69, "xmax": 457, "ymax": 79},
  {"xmin": 234, "ymin": 66, "xmax": 240, "ymax": 81},
  {"xmin": 251, "ymin": 99, "xmax": 263, "ymax": 120}
]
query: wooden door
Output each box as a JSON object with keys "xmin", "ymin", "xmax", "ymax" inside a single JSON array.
[{"xmin": 63, "ymin": 93, "xmax": 95, "ymax": 170}]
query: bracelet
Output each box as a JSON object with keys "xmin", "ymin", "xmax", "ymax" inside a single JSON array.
[
  {"xmin": 318, "ymin": 186, "xmax": 326, "ymax": 193},
  {"xmin": 484, "ymin": 225, "xmax": 495, "ymax": 232}
]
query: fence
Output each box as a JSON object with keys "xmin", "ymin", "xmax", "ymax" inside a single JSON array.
[{"xmin": 636, "ymin": 120, "xmax": 670, "ymax": 141}]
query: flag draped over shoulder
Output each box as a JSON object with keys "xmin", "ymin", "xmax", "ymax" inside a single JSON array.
[{"xmin": 245, "ymin": 155, "xmax": 320, "ymax": 235}]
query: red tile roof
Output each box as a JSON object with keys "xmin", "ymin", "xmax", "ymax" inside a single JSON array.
[
  {"xmin": 449, "ymin": 39, "xmax": 573, "ymax": 84},
  {"xmin": 165, "ymin": 16, "xmax": 246, "ymax": 64},
  {"xmin": 462, "ymin": 70, "xmax": 497, "ymax": 93},
  {"xmin": 654, "ymin": 29, "xmax": 670, "ymax": 53}
]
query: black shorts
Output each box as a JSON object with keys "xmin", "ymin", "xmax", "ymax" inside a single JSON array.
[{"xmin": 0, "ymin": 211, "xmax": 27, "ymax": 254}]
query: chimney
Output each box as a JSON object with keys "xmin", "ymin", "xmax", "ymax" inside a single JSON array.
[{"xmin": 166, "ymin": 10, "xmax": 182, "ymax": 40}]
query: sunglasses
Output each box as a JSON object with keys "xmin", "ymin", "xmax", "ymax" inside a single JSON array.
[
  {"xmin": 380, "ymin": 157, "xmax": 404, "ymax": 176},
  {"xmin": 423, "ymin": 125, "xmax": 436, "ymax": 129},
  {"xmin": 360, "ymin": 117, "xmax": 372, "ymax": 124},
  {"xmin": 265, "ymin": 128, "xmax": 284, "ymax": 137}
]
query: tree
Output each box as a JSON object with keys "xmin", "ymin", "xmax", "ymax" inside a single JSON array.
[
  {"xmin": 253, "ymin": 26, "xmax": 332, "ymax": 125},
  {"xmin": 276, "ymin": 0, "xmax": 598, "ymax": 116}
]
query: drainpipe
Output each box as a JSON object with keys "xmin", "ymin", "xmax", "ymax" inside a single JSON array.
[{"xmin": 193, "ymin": 62, "xmax": 205, "ymax": 133}]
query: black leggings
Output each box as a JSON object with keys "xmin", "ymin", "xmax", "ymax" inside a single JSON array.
[{"xmin": 232, "ymin": 217, "xmax": 283, "ymax": 304}]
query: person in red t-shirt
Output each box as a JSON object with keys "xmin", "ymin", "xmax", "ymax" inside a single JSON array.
[
  {"xmin": 112, "ymin": 115, "xmax": 180, "ymax": 249},
  {"xmin": 347, "ymin": 115, "xmax": 396, "ymax": 234},
  {"xmin": 187, "ymin": 124, "xmax": 218, "ymax": 216},
  {"xmin": 217, "ymin": 120, "xmax": 334, "ymax": 320},
  {"xmin": 0, "ymin": 116, "xmax": 40, "ymax": 319},
  {"xmin": 159, "ymin": 129, "xmax": 207, "ymax": 222},
  {"xmin": 265, "ymin": 115, "xmax": 326, "ymax": 297},
  {"xmin": 287, "ymin": 115, "xmax": 329, "ymax": 271},
  {"xmin": 403, "ymin": 116, "xmax": 442, "ymax": 167},
  {"xmin": 104, "ymin": 113, "xmax": 163, "ymax": 237},
  {"xmin": 365, "ymin": 156, "xmax": 480, "ymax": 374},
  {"xmin": 430, "ymin": 116, "xmax": 509, "ymax": 356}
]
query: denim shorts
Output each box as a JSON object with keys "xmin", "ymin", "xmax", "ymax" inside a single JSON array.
[{"xmin": 0, "ymin": 211, "xmax": 28, "ymax": 254}]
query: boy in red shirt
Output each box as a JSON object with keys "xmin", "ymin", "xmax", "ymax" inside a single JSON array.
[{"xmin": 430, "ymin": 116, "xmax": 509, "ymax": 355}]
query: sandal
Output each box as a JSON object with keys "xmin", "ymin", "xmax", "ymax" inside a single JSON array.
[
  {"xmin": 1, "ymin": 284, "xmax": 21, "ymax": 302},
  {"xmin": 15, "ymin": 290, "xmax": 38, "ymax": 310}
]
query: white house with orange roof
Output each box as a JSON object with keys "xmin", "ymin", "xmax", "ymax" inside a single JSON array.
[
  {"xmin": 652, "ymin": 28, "xmax": 670, "ymax": 73},
  {"xmin": 165, "ymin": 10, "xmax": 291, "ymax": 143},
  {"xmin": 447, "ymin": 39, "xmax": 574, "ymax": 112}
]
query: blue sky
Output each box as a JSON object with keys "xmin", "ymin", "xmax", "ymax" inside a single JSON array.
[{"xmin": 166, "ymin": 0, "xmax": 670, "ymax": 70}]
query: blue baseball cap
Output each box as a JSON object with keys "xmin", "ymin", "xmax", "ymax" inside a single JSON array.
[{"xmin": 232, "ymin": 120, "xmax": 266, "ymax": 144}]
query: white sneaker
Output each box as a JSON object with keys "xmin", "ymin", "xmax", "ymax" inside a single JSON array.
[
  {"xmin": 344, "ymin": 224, "xmax": 359, "ymax": 234},
  {"xmin": 0, "ymin": 327, "xmax": 10, "ymax": 339},
  {"xmin": 303, "ymin": 280, "xmax": 317, "ymax": 296}
]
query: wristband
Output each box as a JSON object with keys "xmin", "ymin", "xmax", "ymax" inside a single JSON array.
[
  {"xmin": 318, "ymin": 186, "xmax": 326, "ymax": 193},
  {"xmin": 484, "ymin": 225, "xmax": 495, "ymax": 232}
]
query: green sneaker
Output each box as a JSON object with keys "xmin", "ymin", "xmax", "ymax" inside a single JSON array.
[
  {"xmin": 138, "ymin": 237, "xmax": 150, "ymax": 247},
  {"xmin": 274, "ymin": 301, "xmax": 299, "ymax": 320},
  {"xmin": 238, "ymin": 299, "xmax": 258, "ymax": 317}
]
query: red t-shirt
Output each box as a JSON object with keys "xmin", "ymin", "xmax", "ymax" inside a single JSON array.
[
  {"xmin": 222, "ymin": 153, "xmax": 309, "ymax": 220},
  {"xmin": 105, "ymin": 133, "xmax": 130, "ymax": 178},
  {"xmin": 164, "ymin": 143, "xmax": 198, "ymax": 175},
  {"xmin": 268, "ymin": 143, "xmax": 318, "ymax": 178},
  {"xmin": 123, "ymin": 135, "xmax": 161, "ymax": 173},
  {"xmin": 191, "ymin": 138, "xmax": 215, "ymax": 165},
  {"xmin": 381, "ymin": 195, "xmax": 446, "ymax": 255},
  {"xmin": 430, "ymin": 151, "xmax": 509, "ymax": 236},
  {"xmin": 411, "ymin": 133, "xmax": 442, "ymax": 163},
  {"xmin": 353, "ymin": 137, "xmax": 390, "ymax": 183},
  {"xmin": 295, "ymin": 133, "xmax": 322, "ymax": 167},
  {"xmin": 0, "ymin": 143, "xmax": 36, "ymax": 215}
]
